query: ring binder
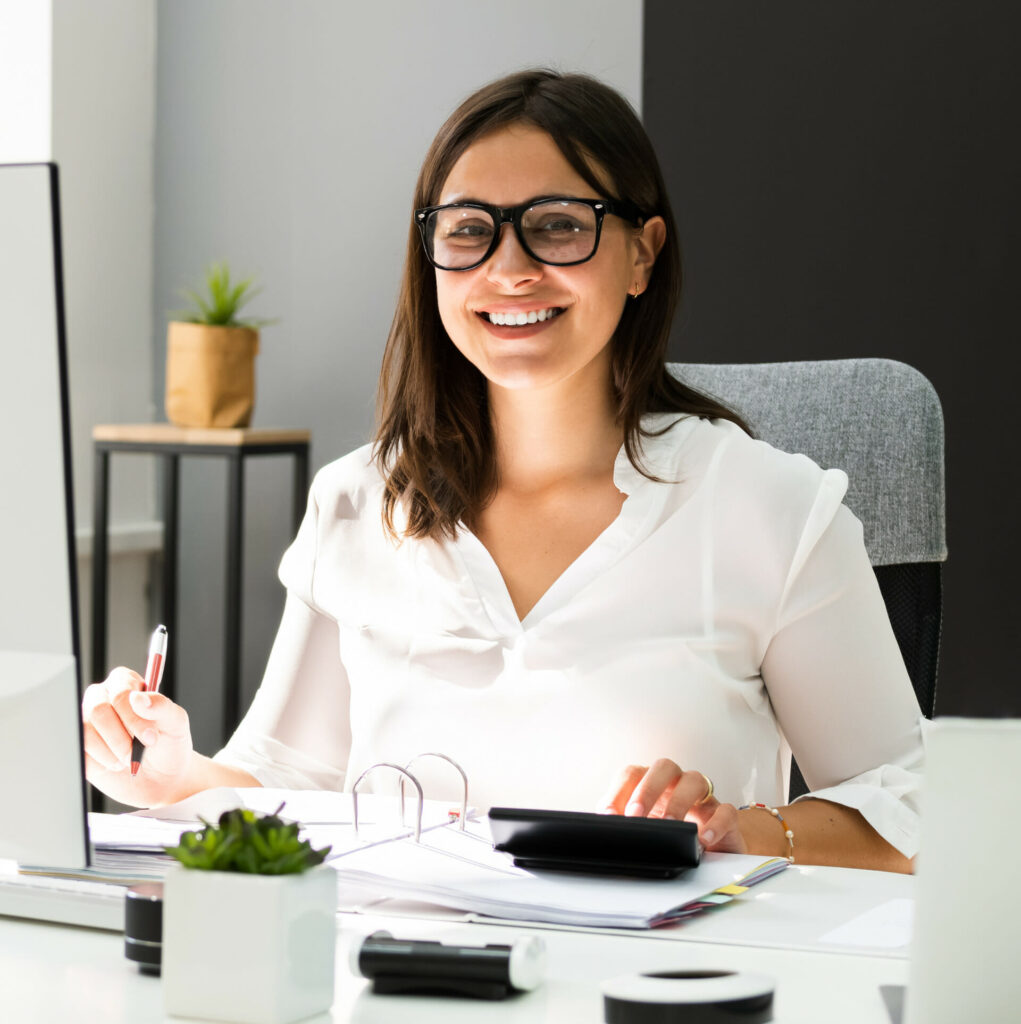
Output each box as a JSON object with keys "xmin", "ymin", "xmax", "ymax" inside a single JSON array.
[
  {"xmin": 350, "ymin": 753, "xmax": 471, "ymax": 844},
  {"xmin": 351, "ymin": 764, "xmax": 424, "ymax": 843},
  {"xmin": 400, "ymin": 753, "xmax": 469, "ymax": 831}
]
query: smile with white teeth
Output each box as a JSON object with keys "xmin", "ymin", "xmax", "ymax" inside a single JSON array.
[{"xmin": 483, "ymin": 307, "xmax": 563, "ymax": 326}]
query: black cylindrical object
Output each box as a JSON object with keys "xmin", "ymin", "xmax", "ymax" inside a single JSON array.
[
  {"xmin": 350, "ymin": 930, "xmax": 545, "ymax": 999},
  {"xmin": 124, "ymin": 882, "xmax": 163, "ymax": 975},
  {"xmin": 603, "ymin": 970, "xmax": 775, "ymax": 1023}
]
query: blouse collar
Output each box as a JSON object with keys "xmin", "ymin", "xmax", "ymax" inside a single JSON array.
[{"xmin": 612, "ymin": 413, "xmax": 696, "ymax": 496}]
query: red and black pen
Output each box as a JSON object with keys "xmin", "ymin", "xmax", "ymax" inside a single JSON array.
[{"xmin": 130, "ymin": 624, "xmax": 168, "ymax": 777}]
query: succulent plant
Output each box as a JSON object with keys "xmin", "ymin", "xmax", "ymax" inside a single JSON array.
[{"xmin": 165, "ymin": 804, "xmax": 330, "ymax": 875}]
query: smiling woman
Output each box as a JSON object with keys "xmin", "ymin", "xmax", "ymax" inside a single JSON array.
[
  {"xmin": 82, "ymin": 70, "xmax": 925, "ymax": 874},
  {"xmin": 376, "ymin": 72, "xmax": 743, "ymax": 541}
]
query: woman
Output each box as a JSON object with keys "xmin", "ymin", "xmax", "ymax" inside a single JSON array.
[{"xmin": 83, "ymin": 70, "xmax": 923, "ymax": 872}]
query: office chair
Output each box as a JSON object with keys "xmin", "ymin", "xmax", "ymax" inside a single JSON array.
[{"xmin": 670, "ymin": 359, "xmax": 946, "ymax": 801}]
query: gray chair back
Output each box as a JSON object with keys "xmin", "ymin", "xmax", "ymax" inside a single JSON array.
[{"xmin": 671, "ymin": 359, "xmax": 946, "ymax": 567}]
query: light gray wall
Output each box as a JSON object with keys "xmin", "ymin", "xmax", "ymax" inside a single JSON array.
[
  {"xmin": 0, "ymin": 1, "xmax": 159, "ymax": 685},
  {"xmin": 154, "ymin": 0, "xmax": 643, "ymax": 754},
  {"xmin": 52, "ymin": 0, "xmax": 157, "ymax": 532}
]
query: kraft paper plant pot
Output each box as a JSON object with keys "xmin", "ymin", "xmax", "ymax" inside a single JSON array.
[
  {"xmin": 165, "ymin": 321, "xmax": 260, "ymax": 428},
  {"xmin": 162, "ymin": 864, "xmax": 337, "ymax": 1024}
]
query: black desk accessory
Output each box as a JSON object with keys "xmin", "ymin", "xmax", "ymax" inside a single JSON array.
[
  {"xmin": 124, "ymin": 882, "xmax": 163, "ymax": 974},
  {"xmin": 349, "ymin": 930, "xmax": 545, "ymax": 999},
  {"xmin": 602, "ymin": 970, "xmax": 775, "ymax": 1023},
  {"xmin": 488, "ymin": 807, "xmax": 702, "ymax": 879}
]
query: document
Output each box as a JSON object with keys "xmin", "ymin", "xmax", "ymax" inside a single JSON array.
[
  {"xmin": 129, "ymin": 785, "xmax": 437, "ymax": 827},
  {"xmin": 88, "ymin": 786, "xmax": 465, "ymax": 866},
  {"xmin": 30, "ymin": 788, "xmax": 787, "ymax": 930},
  {"xmin": 14, "ymin": 787, "xmax": 461, "ymax": 886},
  {"xmin": 330, "ymin": 819, "xmax": 788, "ymax": 930},
  {"xmin": 819, "ymin": 897, "xmax": 914, "ymax": 950}
]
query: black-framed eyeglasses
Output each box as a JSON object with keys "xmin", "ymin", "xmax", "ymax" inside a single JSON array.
[{"xmin": 414, "ymin": 196, "xmax": 644, "ymax": 271}]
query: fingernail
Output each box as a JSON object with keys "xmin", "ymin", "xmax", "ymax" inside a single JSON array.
[
  {"xmin": 601, "ymin": 807, "xmax": 616, "ymax": 815},
  {"xmin": 130, "ymin": 691, "xmax": 151, "ymax": 709},
  {"xmin": 703, "ymin": 829, "xmax": 715, "ymax": 844},
  {"xmin": 141, "ymin": 728, "xmax": 157, "ymax": 746},
  {"xmin": 625, "ymin": 801, "xmax": 644, "ymax": 817}
]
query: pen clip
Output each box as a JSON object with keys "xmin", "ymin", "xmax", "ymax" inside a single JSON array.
[{"xmin": 145, "ymin": 625, "xmax": 168, "ymax": 692}]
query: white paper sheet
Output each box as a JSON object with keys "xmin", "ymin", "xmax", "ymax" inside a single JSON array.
[{"xmin": 818, "ymin": 897, "xmax": 914, "ymax": 949}]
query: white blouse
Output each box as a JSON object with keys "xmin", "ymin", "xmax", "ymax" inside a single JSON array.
[{"xmin": 214, "ymin": 414, "xmax": 926, "ymax": 857}]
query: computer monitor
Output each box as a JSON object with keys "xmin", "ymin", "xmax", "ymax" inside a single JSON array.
[{"xmin": 0, "ymin": 162, "xmax": 90, "ymax": 868}]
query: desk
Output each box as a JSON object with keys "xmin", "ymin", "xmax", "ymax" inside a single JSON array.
[
  {"xmin": 90, "ymin": 425, "xmax": 310, "ymax": 739},
  {"xmin": 0, "ymin": 866, "xmax": 910, "ymax": 1023}
]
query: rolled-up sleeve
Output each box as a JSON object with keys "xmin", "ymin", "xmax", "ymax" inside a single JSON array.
[{"xmin": 762, "ymin": 489, "xmax": 927, "ymax": 858}]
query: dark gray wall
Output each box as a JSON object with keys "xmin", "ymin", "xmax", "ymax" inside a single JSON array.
[{"xmin": 644, "ymin": 1, "xmax": 1020, "ymax": 715}]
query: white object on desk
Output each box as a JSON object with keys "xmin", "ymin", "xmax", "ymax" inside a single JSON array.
[
  {"xmin": 0, "ymin": 860, "xmax": 124, "ymax": 931},
  {"xmin": 904, "ymin": 717, "xmax": 1021, "ymax": 1024},
  {"xmin": 162, "ymin": 863, "xmax": 337, "ymax": 1024},
  {"xmin": 0, "ymin": 651, "xmax": 87, "ymax": 868},
  {"xmin": 819, "ymin": 897, "xmax": 913, "ymax": 950}
]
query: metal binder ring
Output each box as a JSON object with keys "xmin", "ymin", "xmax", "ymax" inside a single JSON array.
[
  {"xmin": 401, "ymin": 752, "xmax": 469, "ymax": 831},
  {"xmin": 351, "ymin": 763, "xmax": 424, "ymax": 843}
]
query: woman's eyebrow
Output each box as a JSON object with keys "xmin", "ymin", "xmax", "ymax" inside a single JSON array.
[{"xmin": 440, "ymin": 195, "xmax": 488, "ymax": 206}]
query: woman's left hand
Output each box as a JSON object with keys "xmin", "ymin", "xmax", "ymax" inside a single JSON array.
[{"xmin": 601, "ymin": 758, "xmax": 747, "ymax": 854}]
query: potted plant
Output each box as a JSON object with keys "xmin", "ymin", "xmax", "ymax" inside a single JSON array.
[
  {"xmin": 165, "ymin": 262, "xmax": 273, "ymax": 428},
  {"xmin": 162, "ymin": 805, "xmax": 336, "ymax": 1024}
]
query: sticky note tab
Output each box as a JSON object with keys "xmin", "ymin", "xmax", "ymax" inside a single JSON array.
[{"xmin": 715, "ymin": 884, "xmax": 748, "ymax": 896}]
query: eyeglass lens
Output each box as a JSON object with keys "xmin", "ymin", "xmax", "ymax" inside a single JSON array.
[{"xmin": 426, "ymin": 200, "xmax": 599, "ymax": 269}]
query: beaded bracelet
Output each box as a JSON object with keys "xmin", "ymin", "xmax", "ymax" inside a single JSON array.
[{"xmin": 740, "ymin": 802, "xmax": 795, "ymax": 863}]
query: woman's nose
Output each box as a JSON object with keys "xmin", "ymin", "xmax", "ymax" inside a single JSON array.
[{"xmin": 485, "ymin": 224, "xmax": 543, "ymax": 288}]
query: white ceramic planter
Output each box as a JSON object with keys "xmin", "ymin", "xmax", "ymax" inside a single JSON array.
[{"xmin": 162, "ymin": 864, "xmax": 337, "ymax": 1024}]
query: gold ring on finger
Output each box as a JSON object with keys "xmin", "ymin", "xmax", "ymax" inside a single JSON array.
[{"xmin": 695, "ymin": 772, "xmax": 714, "ymax": 805}]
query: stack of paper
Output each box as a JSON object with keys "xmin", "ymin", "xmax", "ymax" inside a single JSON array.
[
  {"xmin": 331, "ymin": 820, "xmax": 787, "ymax": 929},
  {"xmin": 21, "ymin": 789, "xmax": 787, "ymax": 930},
  {"xmin": 84, "ymin": 787, "xmax": 462, "ymax": 875}
]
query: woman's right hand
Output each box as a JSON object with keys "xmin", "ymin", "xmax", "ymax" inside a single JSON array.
[{"xmin": 81, "ymin": 667, "xmax": 194, "ymax": 808}]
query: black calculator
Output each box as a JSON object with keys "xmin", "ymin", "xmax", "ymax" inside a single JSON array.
[{"xmin": 488, "ymin": 807, "xmax": 702, "ymax": 879}]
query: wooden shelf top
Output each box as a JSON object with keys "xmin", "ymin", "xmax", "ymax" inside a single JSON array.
[{"xmin": 92, "ymin": 424, "xmax": 310, "ymax": 447}]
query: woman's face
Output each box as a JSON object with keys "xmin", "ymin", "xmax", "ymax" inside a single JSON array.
[{"xmin": 433, "ymin": 124, "xmax": 662, "ymax": 395}]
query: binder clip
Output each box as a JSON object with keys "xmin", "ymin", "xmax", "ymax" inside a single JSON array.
[{"xmin": 350, "ymin": 930, "xmax": 545, "ymax": 1000}]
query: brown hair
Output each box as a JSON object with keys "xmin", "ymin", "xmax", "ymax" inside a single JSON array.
[{"xmin": 375, "ymin": 69, "xmax": 746, "ymax": 540}]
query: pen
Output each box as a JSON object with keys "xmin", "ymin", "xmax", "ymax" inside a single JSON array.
[{"xmin": 130, "ymin": 624, "xmax": 168, "ymax": 777}]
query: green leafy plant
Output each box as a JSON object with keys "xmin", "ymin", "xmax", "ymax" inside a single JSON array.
[
  {"xmin": 165, "ymin": 804, "xmax": 330, "ymax": 875},
  {"xmin": 172, "ymin": 261, "xmax": 274, "ymax": 328}
]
